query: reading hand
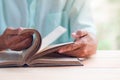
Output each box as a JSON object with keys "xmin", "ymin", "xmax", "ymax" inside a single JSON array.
[
  {"xmin": 1, "ymin": 27, "xmax": 33, "ymax": 51},
  {"xmin": 58, "ymin": 30, "xmax": 97, "ymax": 58}
]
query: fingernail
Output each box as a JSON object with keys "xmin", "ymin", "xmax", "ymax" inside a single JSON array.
[
  {"xmin": 59, "ymin": 50, "xmax": 62, "ymax": 53},
  {"xmin": 59, "ymin": 50, "xmax": 64, "ymax": 53},
  {"xmin": 77, "ymin": 30, "xmax": 82, "ymax": 35}
]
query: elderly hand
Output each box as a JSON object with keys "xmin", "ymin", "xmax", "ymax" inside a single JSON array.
[
  {"xmin": 58, "ymin": 30, "xmax": 97, "ymax": 58},
  {"xmin": 0, "ymin": 27, "xmax": 33, "ymax": 51}
]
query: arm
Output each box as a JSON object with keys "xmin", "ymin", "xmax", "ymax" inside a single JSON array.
[{"xmin": 59, "ymin": 0, "xmax": 97, "ymax": 58}]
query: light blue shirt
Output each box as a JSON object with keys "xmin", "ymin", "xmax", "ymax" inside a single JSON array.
[{"xmin": 0, "ymin": 0, "xmax": 96, "ymax": 44}]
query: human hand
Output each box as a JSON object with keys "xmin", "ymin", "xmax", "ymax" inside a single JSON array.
[
  {"xmin": 1, "ymin": 27, "xmax": 33, "ymax": 51},
  {"xmin": 58, "ymin": 30, "xmax": 97, "ymax": 58}
]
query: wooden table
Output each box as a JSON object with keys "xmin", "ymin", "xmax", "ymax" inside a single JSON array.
[{"xmin": 0, "ymin": 50, "xmax": 120, "ymax": 80}]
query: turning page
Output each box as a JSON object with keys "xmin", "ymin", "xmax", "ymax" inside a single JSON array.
[{"xmin": 37, "ymin": 26, "xmax": 67, "ymax": 53}]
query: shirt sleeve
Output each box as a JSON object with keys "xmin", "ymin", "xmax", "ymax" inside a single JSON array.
[{"xmin": 69, "ymin": 0, "xmax": 96, "ymax": 35}]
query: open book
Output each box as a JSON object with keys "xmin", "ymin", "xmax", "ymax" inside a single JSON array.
[{"xmin": 0, "ymin": 26, "xmax": 83, "ymax": 67}]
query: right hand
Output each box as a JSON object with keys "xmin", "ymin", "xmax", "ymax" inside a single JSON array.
[{"xmin": 1, "ymin": 27, "xmax": 33, "ymax": 51}]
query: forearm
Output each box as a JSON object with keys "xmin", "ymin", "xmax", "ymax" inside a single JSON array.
[{"xmin": 0, "ymin": 35, "xmax": 7, "ymax": 51}]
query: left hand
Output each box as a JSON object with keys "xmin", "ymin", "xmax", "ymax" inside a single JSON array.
[
  {"xmin": 58, "ymin": 30, "xmax": 97, "ymax": 58},
  {"xmin": 2, "ymin": 27, "xmax": 33, "ymax": 51}
]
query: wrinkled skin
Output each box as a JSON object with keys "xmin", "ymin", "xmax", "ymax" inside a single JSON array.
[
  {"xmin": 58, "ymin": 30, "xmax": 97, "ymax": 58},
  {"xmin": 0, "ymin": 27, "xmax": 33, "ymax": 51},
  {"xmin": 0, "ymin": 27, "xmax": 97, "ymax": 58}
]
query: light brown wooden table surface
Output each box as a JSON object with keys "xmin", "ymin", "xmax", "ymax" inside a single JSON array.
[{"xmin": 0, "ymin": 50, "xmax": 120, "ymax": 80}]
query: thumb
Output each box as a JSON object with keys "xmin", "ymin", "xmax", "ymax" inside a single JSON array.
[{"xmin": 72, "ymin": 30, "xmax": 88, "ymax": 39}]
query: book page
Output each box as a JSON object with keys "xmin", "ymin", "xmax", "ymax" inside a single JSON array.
[
  {"xmin": 20, "ymin": 29, "xmax": 42, "ymax": 62},
  {"xmin": 37, "ymin": 26, "xmax": 66, "ymax": 52},
  {"xmin": 29, "ymin": 57, "xmax": 83, "ymax": 66},
  {"xmin": 0, "ymin": 51, "xmax": 23, "ymax": 66},
  {"xmin": 28, "ymin": 42, "xmax": 74, "ymax": 62},
  {"xmin": 36, "ymin": 42, "xmax": 74, "ymax": 56}
]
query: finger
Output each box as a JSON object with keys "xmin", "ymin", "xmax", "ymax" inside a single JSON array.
[
  {"xmin": 62, "ymin": 48, "xmax": 88, "ymax": 58},
  {"xmin": 72, "ymin": 30, "xmax": 88, "ymax": 39},
  {"xmin": 4, "ymin": 27, "xmax": 23, "ymax": 35},
  {"xmin": 76, "ymin": 30, "xmax": 88, "ymax": 37},
  {"xmin": 72, "ymin": 32, "xmax": 79, "ymax": 39},
  {"xmin": 5, "ymin": 36, "xmax": 21, "ymax": 46},
  {"xmin": 19, "ymin": 32, "xmax": 34, "ymax": 37},
  {"xmin": 6, "ymin": 35, "xmax": 24, "ymax": 46},
  {"xmin": 59, "ymin": 43, "xmax": 81, "ymax": 53},
  {"xmin": 10, "ymin": 37, "xmax": 33, "ymax": 51},
  {"xmin": 6, "ymin": 34, "xmax": 33, "ymax": 46},
  {"xmin": 59, "ymin": 39, "xmax": 86, "ymax": 53}
]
